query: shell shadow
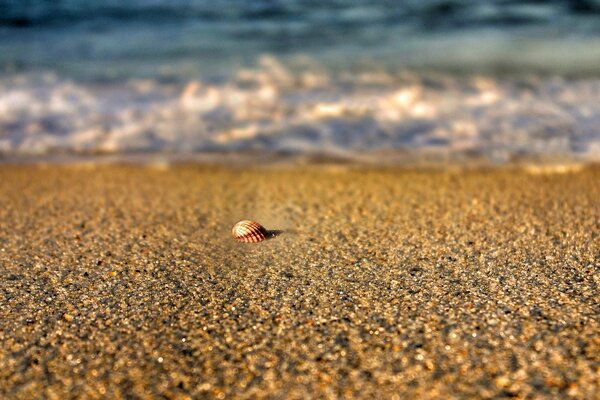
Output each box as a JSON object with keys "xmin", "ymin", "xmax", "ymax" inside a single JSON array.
[{"xmin": 266, "ymin": 229, "xmax": 286, "ymax": 239}]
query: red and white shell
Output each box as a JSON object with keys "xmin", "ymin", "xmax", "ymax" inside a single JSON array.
[{"xmin": 232, "ymin": 220, "xmax": 269, "ymax": 243}]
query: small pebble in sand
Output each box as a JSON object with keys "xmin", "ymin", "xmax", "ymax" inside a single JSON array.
[{"xmin": 232, "ymin": 220, "xmax": 269, "ymax": 243}]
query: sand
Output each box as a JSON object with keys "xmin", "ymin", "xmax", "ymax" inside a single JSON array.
[{"xmin": 0, "ymin": 165, "xmax": 598, "ymax": 399}]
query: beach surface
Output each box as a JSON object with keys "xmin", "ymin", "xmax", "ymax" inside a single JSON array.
[{"xmin": 0, "ymin": 164, "xmax": 598, "ymax": 399}]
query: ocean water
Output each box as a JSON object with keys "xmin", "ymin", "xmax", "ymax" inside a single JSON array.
[{"xmin": 1, "ymin": 0, "xmax": 600, "ymax": 163}]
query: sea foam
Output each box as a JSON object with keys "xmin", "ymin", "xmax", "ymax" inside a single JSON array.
[{"xmin": 1, "ymin": 56, "xmax": 599, "ymax": 163}]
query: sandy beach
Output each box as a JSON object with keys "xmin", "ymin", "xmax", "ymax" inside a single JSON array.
[{"xmin": 0, "ymin": 164, "xmax": 598, "ymax": 399}]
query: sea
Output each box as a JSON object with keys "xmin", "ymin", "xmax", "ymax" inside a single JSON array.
[{"xmin": 1, "ymin": 0, "xmax": 600, "ymax": 164}]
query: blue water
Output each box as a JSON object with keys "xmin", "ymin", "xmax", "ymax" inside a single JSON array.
[
  {"xmin": 3, "ymin": 0, "xmax": 600, "ymax": 79},
  {"xmin": 1, "ymin": 1, "xmax": 600, "ymax": 162}
]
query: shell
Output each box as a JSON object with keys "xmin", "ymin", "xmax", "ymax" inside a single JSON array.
[{"xmin": 232, "ymin": 220, "xmax": 269, "ymax": 243}]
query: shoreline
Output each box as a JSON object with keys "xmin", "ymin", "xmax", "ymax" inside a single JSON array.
[{"xmin": 0, "ymin": 151, "xmax": 597, "ymax": 171}]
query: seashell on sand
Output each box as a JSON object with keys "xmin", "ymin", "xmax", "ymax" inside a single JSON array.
[{"xmin": 232, "ymin": 220, "xmax": 270, "ymax": 243}]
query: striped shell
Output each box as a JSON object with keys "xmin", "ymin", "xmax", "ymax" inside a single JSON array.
[{"xmin": 232, "ymin": 220, "xmax": 269, "ymax": 243}]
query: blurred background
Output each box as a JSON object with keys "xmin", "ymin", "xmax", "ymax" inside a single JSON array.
[{"xmin": 1, "ymin": 0, "xmax": 600, "ymax": 163}]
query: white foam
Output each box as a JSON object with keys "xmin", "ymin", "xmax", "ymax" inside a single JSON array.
[{"xmin": 1, "ymin": 58, "xmax": 600, "ymax": 163}]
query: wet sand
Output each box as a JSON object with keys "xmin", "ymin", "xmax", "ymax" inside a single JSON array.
[{"xmin": 0, "ymin": 165, "xmax": 598, "ymax": 399}]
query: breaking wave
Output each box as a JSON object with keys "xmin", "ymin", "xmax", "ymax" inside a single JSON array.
[{"xmin": 1, "ymin": 56, "xmax": 599, "ymax": 163}]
